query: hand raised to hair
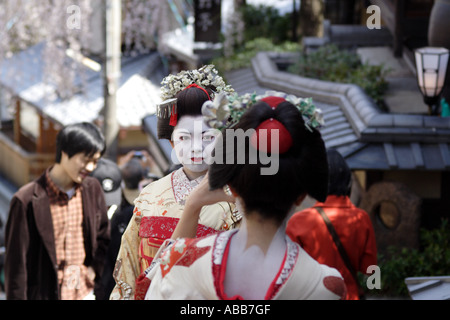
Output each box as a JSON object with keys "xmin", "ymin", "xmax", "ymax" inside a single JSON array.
[
  {"xmin": 186, "ymin": 173, "xmax": 235, "ymax": 211},
  {"xmin": 172, "ymin": 173, "xmax": 235, "ymax": 239}
]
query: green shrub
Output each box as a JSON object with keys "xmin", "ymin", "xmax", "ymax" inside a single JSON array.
[
  {"xmin": 367, "ymin": 219, "xmax": 450, "ymax": 297},
  {"xmin": 212, "ymin": 3, "xmax": 299, "ymax": 73},
  {"xmin": 212, "ymin": 37, "xmax": 300, "ymax": 73},
  {"xmin": 288, "ymin": 44, "xmax": 389, "ymax": 108}
]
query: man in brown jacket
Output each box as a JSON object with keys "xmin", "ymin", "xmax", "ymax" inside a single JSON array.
[{"xmin": 4, "ymin": 122, "xmax": 110, "ymax": 300}]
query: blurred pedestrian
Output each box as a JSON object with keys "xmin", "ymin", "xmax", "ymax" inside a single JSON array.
[
  {"xmin": 97, "ymin": 157, "xmax": 158, "ymax": 299},
  {"xmin": 286, "ymin": 148, "xmax": 377, "ymax": 299},
  {"xmin": 4, "ymin": 122, "xmax": 110, "ymax": 300},
  {"xmin": 91, "ymin": 158, "xmax": 123, "ymax": 219},
  {"xmin": 118, "ymin": 149, "xmax": 163, "ymax": 180}
]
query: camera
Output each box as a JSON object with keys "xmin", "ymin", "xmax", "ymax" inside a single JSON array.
[{"xmin": 133, "ymin": 151, "xmax": 144, "ymax": 160}]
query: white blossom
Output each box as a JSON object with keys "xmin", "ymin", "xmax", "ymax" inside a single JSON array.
[
  {"xmin": 0, "ymin": 0, "xmax": 176, "ymax": 102},
  {"xmin": 159, "ymin": 64, "xmax": 235, "ymax": 101}
]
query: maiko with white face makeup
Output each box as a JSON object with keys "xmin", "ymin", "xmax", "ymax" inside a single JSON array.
[
  {"xmin": 111, "ymin": 68, "xmax": 241, "ymax": 300},
  {"xmin": 171, "ymin": 115, "xmax": 218, "ymax": 178}
]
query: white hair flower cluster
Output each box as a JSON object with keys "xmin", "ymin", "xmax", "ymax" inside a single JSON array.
[
  {"xmin": 160, "ymin": 64, "xmax": 235, "ymax": 101},
  {"xmin": 202, "ymin": 90, "xmax": 325, "ymax": 131}
]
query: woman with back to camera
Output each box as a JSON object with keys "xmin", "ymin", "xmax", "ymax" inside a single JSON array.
[{"xmin": 142, "ymin": 91, "xmax": 347, "ymax": 300}]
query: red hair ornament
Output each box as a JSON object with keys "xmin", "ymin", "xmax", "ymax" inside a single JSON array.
[
  {"xmin": 169, "ymin": 103, "xmax": 178, "ymax": 126},
  {"xmin": 169, "ymin": 83, "xmax": 211, "ymax": 127},
  {"xmin": 250, "ymin": 97, "xmax": 293, "ymax": 154}
]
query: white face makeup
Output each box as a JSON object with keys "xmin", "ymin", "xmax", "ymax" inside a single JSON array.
[{"xmin": 171, "ymin": 115, "xmax": 218, "ymax": 174}]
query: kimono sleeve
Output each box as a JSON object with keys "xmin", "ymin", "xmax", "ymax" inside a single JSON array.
[
  {"xmin": 144, "ymin": 238, "xmax": 208, "ymax": 300},
  {"xmin": 307, "ymin": 264, "xmax": 347, "ymax": 300}
]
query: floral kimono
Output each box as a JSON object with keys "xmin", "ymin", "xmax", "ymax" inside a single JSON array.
[
  {"xmin": 110, "ymin": 168, "xmax": 240, "ymax": 300},
  {"xmin": 143, "ymin": 230, "xmax": 347, "ymax": 300}
]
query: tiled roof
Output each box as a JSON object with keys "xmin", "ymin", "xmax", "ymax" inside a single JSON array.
[
  {"xmin": 224, "ymin": 52, "xmax": 450, "ymax": 171},
  {"xmin": 0, "ymin": 42, "xmax": 164, "ymax": 127}
]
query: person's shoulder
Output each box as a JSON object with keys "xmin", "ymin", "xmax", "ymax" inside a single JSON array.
[
  {"xmin": 83, "ymin": 175, "xmax": 100, "ymax": 185},
  {"xmin": 288, "ymin": 207, "xmax": 322, "ymax": 226},
  {"xmin": 13, "ymin": 177, "xmax": 44, "ymax": 202},
  {"xmin": 292, "ymin": 239, "xmax": 346, "ymax": 297},
  {"xmin": 82, "ymin": 175, "xmax": 102, "ymax": 190},
  {"xmin": 349, "ymin": 203, "xmax": 372, "ymax": 221},
  {"xmin": 291, "ymin": 207, "xmax": 317, "ymax": 217},
  {"xmin": 144, "ymin": 172, "xmax": 172, "ymax": 191}
]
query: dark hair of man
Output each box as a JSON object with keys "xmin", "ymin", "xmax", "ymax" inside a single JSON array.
[
  {"xmin": 208, "ymin": 100, "xmax": 329, "ymax": 223},
  {"xmin": 157, "ymin": 86, "xmax": 213, "ymax": 140},
  {"xmin": 326, "ymin": 148, "xmax": 352, "ymax": 197},
  {"xmin": 55, "ymin": 122, "xmax": 106, "ymax": 163}
]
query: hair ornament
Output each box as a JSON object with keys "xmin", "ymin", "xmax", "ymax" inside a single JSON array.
[
  {"xmin": 185, "ymin": 83, "xmax": 211, "ymax": 100},
  {"xmin": 223, "ymin": 184, "xmax": 233, "ymax": 196},
  {"xmin": 201, "ymin": 92, "xmax": 230, "ymax": 129},
  {"xmin": 156, "ymin": 98, "xmax": 177, "ymax": 119},
  {"xmin": 250, "ymin": 117, "xmax": 294, "ymax": 154},
  {"xmin": 157, "ymin": 65, "xmax": 234, "ymax": 126},
  {"xmin": 159, "ymin": 64, "xmax": 234, "ymax": 101},
  {"xmin": 249, "ymin": 95, "xmax": 293, "ymax": 153},
  {"xmin": 202, "ymin": 90, "xmax": 325, "ymax": 132}
]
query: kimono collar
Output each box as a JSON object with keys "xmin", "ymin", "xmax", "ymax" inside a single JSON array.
[{"xmin": 171, "ymin": 167, "xmax": 205, "ymax": 205}]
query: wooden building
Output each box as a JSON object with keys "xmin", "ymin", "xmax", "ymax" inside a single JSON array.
[{"xmin": 0, "ymin": 42, "xmax": 165, "ymax": 188}]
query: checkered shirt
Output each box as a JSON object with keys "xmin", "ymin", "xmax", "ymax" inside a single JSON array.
[{"xmin": 46, "ymin": 169, "xmax": 94, "ymax": 300}]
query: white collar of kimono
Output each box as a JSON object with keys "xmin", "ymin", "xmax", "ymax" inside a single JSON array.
[{"xmin": 171, "ymin": 167, "xmax": 205, "ymax": 205}]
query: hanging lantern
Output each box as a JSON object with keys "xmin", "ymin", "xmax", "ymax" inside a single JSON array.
[{"xmin": 415, "ymin": 47, "xmax": 449, "ymax": 115}]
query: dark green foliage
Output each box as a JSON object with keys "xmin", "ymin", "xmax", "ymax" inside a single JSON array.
[
  {"xmin": 288, "ymin": 44, "xmax": 389, "ymax": 108},
  {"xmin": 212, "ymin": 37, "xmax": 300, "ymax": 73},
  {"xmin": 366, "ymin": 219, "xmax": 450, "ymax": 297},
  {"xmin": 240, "ymin": 4, "xmax": 292, "ymax": 44}
]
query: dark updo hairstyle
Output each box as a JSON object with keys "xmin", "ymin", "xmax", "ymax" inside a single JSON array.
[
  {"xmin": 208, "ymin": 99, "xmax": 329, "ymax": 223},
  {"xmin": 157, "ymin": 86, "xmax": 213, "ymax": 140}
]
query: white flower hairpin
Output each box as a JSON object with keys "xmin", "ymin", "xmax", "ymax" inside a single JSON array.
[
  {"xmin": 201, "ymin": 92, "xmax": 231, "ymax": 129},
  {"xmin": 202, "ymin": 90, "xmax": 325, "ymax": 131}
]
